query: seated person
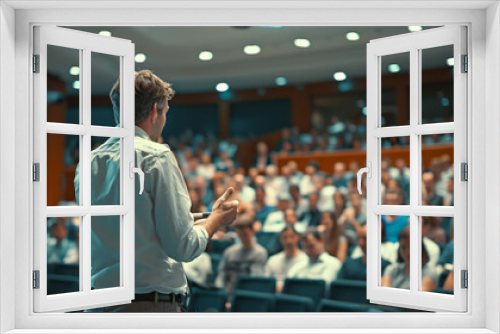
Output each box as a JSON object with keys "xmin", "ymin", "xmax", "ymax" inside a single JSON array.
[
  {"xmin": 422, "ymin": 216, "xmax": 441, "ymax": 266},
  {"xmin": 254, "ymin": 186, "xmax": 276, "ymax": 224},
  {"xmin": 381, "ymin": 226, "xmax": 438, "ymax": 291},
  {"xmin": 298, "ymin": 192, "xmax": 322, "ymax": 227},
  {"xmin": 338, "ymin": 190, "xmax": 366, "ymax": 246},
  {"xmin": 47, "ymin": 219, "xmax": 78, "ymax": 264},
  {"xmin": 287, "ymin": 230, "xmax": 341, "ymax": 286},
  {"xmin": 337, "ymin": 225, "xmax": 391, "ymax": 281},
  {"xmin": 318, "ymin": 211, "xmax": 348, "ymax": 263},
  {"xmin": 183, "ymin": 252, "xmax": 213, "ymax": 288},
  {"xmin": 262, "ymin": 194, "xmax": 292, "ymax": 232},
  {"xmin": 350, "ymin": 221, "xmax": 398, "ymax": 264},
  {"xmin": 382, "ymin": 189, "xmax": 409, "ymax": 243},
  {"xmin": 422, "ymin": 169, "xmax": 444, "ymax": 206},
  {"xmin": 215, "ymin": 215, "xmax": 268, "ymax": 298},
  {"xmin": 265, "ymin": 225, "xmax": 308, "ymax": 289}
]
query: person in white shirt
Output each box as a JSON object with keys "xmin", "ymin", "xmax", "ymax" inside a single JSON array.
[
  {"xmin": 183, "ymin": 252, "xmax": 213, "ymax": 288},
  {"xmin": 265, "ymin": 225, "xmax": 308, "ymax": 291},
  {"xmin": 287, "ymin": 230, "xmax": 341, "ymax": 286},
  {"xmin": 80, "ymin": 70, "xmax": 238, "ymax": 313}
]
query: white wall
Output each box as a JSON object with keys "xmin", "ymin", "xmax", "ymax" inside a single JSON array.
[
  {"xmin": 0, "ymin": 2, "xmax": 16, "ymax": 333},
  {"xmin": 485, "ymin": 2, "xmax": 500, "ymax": 333}
]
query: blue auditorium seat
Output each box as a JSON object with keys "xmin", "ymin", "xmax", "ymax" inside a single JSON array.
[
  {"xmin": 230, "ymin": 290, "xmax": 275, "ymax": 312},
  {"xmin": 209, "ymin": 253, "xmax": 222, "ymax": 284},
  {"xmin": 274, "ymin": 293, "xmax": 314, "ymax": 312},
  {"xmin": 329, "ymin": 279, "xmax": 368, "ymax": 304},
  {"xmin": 47, "ymin": 274, "xmax": 79, "ymax": 295},
  {"xmin": 282, "ymin": 278, "xmax": 326, "ymax": 305},
  {"xmin": 209, "ymin": 239, "xmax": 233, "ymax": 254},
  {"xmin": 235, "ymin": 275, "xmax": 276, "ymax": 294},
  {"xmin": 52, "ymin": 263, "xmax": 79, "ymax": 276},
  {"xmin": 433, "ymin": 287, "xmax": 453, "ymax": 294},
  {"xmin": 189, "ymin": 287, "xmax": 228, "ymax": 312}
]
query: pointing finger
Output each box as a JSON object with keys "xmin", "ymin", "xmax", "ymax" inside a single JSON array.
[{"xmin": 219, "ymin": 187, "xmax": 234, "ymax": 202}]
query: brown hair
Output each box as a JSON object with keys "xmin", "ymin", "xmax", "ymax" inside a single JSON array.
[
  {"xmin": 323, "ymin": 212, "xmax": 341, "ymax": 257},
  {"xmin": 109, "ymin": 69, "xmax": 175, "ymax": 125}
]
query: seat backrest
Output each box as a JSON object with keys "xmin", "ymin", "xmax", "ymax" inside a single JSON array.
[
  {"xmin": 190, "ymin": 287, "xmax": 228, "ymax": 312},
  {"xmin": 329, "ymin": 279, "xmax": 368, "ymax": 304},
  {"xmin": 282, "ymin": 278, "xmax": 326, "ymax": 305},
  {"xmin": 274, "ymin": 293, "xmax": 314, "ymax": 312},
  {"xmin": 52, "ymin": 263, "xmax": 79, "ymax": 276},
  {"xmin": 230, "ymin": 290, "xmax": 275, "ymax": 312},
  {"xmin": 47, "ymin": 274, "xmax": 79, "ymax": 295},
  {"xmin": 235, "ymin": 275, "xmax": 276, "ymax": 294},
  {"xmin": 317, "ymin": 299, "xmax": 372, "ymax": 312}
]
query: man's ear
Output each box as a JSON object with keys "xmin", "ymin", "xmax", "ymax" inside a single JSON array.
[{"xmin": 149, "ymin": 103, "xmax": 158, "ymax": 124}]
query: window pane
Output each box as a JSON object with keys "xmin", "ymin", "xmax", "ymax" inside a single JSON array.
[
  {"xmin": 381, "ymin": 215, "xmax": 410, "ymax": 289},
  {"xmin": 47, "ymin": 133, "xmax": 80, "ymax": 206},
  {"xmin": 47, "ymin": 216, "xmax": 80, "ymax": 295},
  {"xmin": 421, "ymin": 45, "xmax": 454, "ymax": 124},
  {"xmin": 381, "ymin": 52, "xmax": 410, "ymax": 127},
  {"xmin": 421, "ymin": 134, "xmax": 454, "ymax": 206},
  {"xmin": 381, "ymin": 136, "xmax": 410, "ymax": 205},
  {"xmin": 47, "ymin": 44, "xmax": 80, "ymax": 125},
  {"xmin": 420, "ymin": 216, "xmax": 453, "ymax": 294},
  {"xmin": 91, "ymin": 215, "xmax": 121, "ymax": 289},
  {"xmin": 91, "ymin": 52, "xmax": 120, "ymax": 127},
  {"xmin": 91, "ymin": 136, "xmax": 121, "ymax": 206}
]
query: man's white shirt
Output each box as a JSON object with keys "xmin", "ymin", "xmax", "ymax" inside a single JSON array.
[{"xmin": 75, "ymin": 126, "xmax": 208, "ymax": 294}]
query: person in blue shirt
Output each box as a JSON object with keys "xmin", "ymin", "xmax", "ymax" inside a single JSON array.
[
  {"xmin": 382, "ymin": 189, "xmax": 409, "ymax": 243},
  {"xmin": 337, "ymin": 225, "xmax": 391, "ymax": 281},
  {"xmin": 47, "ymin": 219, "xmax": 77, "ymax": 264}
]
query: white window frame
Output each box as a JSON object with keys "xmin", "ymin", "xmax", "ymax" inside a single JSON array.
[
  {"xmin": 33, "ymin": 25, "xmax": 137, "ymax": 312},
  {"xmin": 1, "ymin": 1, "xmax": 498, "ymax": 333},
  {"xmin": 366, "ymin": 26, "xmax": 467, "ymax": 312}
]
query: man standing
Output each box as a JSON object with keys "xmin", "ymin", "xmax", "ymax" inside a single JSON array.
[{"xmin": 79, "ymin": 70, "xmax": 238, "ymax": 312}]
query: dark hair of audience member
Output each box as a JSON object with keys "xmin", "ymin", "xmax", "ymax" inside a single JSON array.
[
  {"xmin": 396, "ymin": 226, "xmax": 430, "ymax": 265},
  {"xmin": 322, "ymin": 211, "xmax": 342, "ymax": 258}
]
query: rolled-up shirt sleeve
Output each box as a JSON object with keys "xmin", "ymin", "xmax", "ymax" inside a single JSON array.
[{"xmin": 149, "ymin": 151, "xmax": 209, "ymax": 263}]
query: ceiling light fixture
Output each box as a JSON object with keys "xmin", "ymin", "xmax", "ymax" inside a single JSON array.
[
  {"xmin": 69, "ymin": 66, "xmax": 80, "ymax": 76},
  {"xmin": 243, "ymin": 45, "xmax": 261, "ymax": 55},
  {"xmin": 346, "ymin": 32, "xmax": 360, "ymax": 41},
  {"xmin": 333, "ymin": 71, "xmax": 347, "ymax": 81},
  {"xmin": 216, "ymin": 82, "xmax": 229, "ymax": 92},
  {"xmin": 388, "ymin": 64, "xmax": 400, "ymax": 73},
  {"xmin": 408, "ymin": 26, "xmax": 423, "ymax": 32},
  {"xmin": 135, "ymin": 53, "xmax": 147, "ymax": 63},
  {"xmin": 98, "ymin": 30, "xmax": 112, "ymax": 37},
  {"xmin": 294, "ymin": 38, "xmax": 311, "ymax": 48},
  {"xmin": 275, "ymin": 77, "xmax": 287, "ymax": 86},
  {"xmin": 199, "ymin": 51, "xmax": 213, "ymax": 61}
]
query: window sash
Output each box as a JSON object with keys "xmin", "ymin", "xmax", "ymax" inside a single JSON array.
[
  {"xmin": 366, "ymin": 26, "xmax": 468, "ymax": 312},
  {"xmin": 33, "ymin": 25, "xmax": 136, "ymax": 313}
]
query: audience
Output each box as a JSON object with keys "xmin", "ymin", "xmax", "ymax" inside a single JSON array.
[
  {"xmin": 381, "ymin": 226, "xmax": 438, "ymax": 291},
  {"xmin": 265, "ymin": 225, "xmax": 308, "ymax": 290},
  {"xmin": 382, "ymin": 189, "xmax": 409, "ymax": 243},
  {"xmin": 287, "ymin": 230, "xmax": 341, "ymax": 286},
  {"xmin": 298, "ymin": 192, "xmax": 322, "ymax": 227},
  {"xmin": 47, "ymin": 219, "xmax": 78, "ymax": 264},
  {"xmin": 215, "ymin": 215, "xmax": 268, "ymax": 298},
  {"xmin": 318, "ymin": 212, "xmax": 348, "ymax": 263},
  {"xmin": 337, "ymin": 225, "xmax": 391, "ymax": 281}
]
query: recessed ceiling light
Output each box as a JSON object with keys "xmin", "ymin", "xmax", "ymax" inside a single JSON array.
[
  {"xmin": 408, "ymin": 26, "xmax": 423, "ymax": 32},
  {"xmin": 275, "ymin": 77, "xmax": 287, "ymax": 86},
  {"xmin": 346, "ymin": 32, "xmax": 360, "ymax": 41},
  {"xmin": 294, "ymin": 38, "xmax": 311, "ymax": 48},
  {"xmin": 199, "ymin": 51, "xmax": 213, "ymax": 61},
  {"xmin": 72, "ymin": 81, "xmax": 80, "ymax": 90},
  {"xmin": 446, "ymin": 57, "xmax": 454, "ymax": 66},
  {"xmin": 69, "ymin": 66, "xmax": 80, "ymax": 76},
  {"xmin": 333, "ymin": 71, "xmax": 347, "ymax": 81},
  {"xmin": 216, "ymin": 82, "xmax": 229, "ymax": 92},
  {"xmin": 135, "ymin": 53, "xmax": 147, "ymax": 63},
  {"xmin": 388, "ymin": 64, "xmax": 400, "ymax": 73},
  {"xmin": 244, "ymin": 45, "xmax": 261, "ymax": 55},
  {"xmin": 98, "ymin": 30, "xmax": 112, "ymax": 37}
]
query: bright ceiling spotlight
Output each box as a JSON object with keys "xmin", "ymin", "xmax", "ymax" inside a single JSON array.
[
  {"xmin": 98, "ymin": 30, "xmax": 112, "ymax": 37},
  {"xmin": 275, "ymin": 77, "xmax": 287, "ymax": 86},
  {"xmin": 388, "ymin": 64, "xmax": 400, "ymax": 73},
  {"xmin": 216, "ymin": 82, "xmax": 229, "ymax": 92},
  {"xmin": 346, "ymin": 32, "xmax": 360, "ymax": 41},
  {"xmin": 333, "ymin": 71, "xmax": 347, "ymax": 81},
  {"xmin": 243, "ymin": 45, "xmax": 261, "ymax": 55},
  {"xmin": 72, "ymin": 81, "xmax": 80, "ymax": 90},
  {"xmin": 69, "ymin": 66, "xmax": 80, "ymax": 75},
  {"xmin": 199, "ymin": 51, "xmax": 213, "ymax": 61},
  {"xmin": 135, "ymin": 53, "xmax": 147, "ymax": 63},
  {"xmin": 446, "ymin": 57, "xmax": 454, "ymax": 66},
  {"xmin": 408, "ymin": 26, "xmax": 423, "ymax": 32},
  {"xmin": 294, "ymin": 38, "xmax": 311, "ymax": 48}
]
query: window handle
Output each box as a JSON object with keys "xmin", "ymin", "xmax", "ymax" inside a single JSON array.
[
  {"xmin": 129, "ymin": 161, "xmax": 144, "ymax": 195},
  {"xmin": 357, "ymin": 162, "xmax": 371, "ymax": 195}
]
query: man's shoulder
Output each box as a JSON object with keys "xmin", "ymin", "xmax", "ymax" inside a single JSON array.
[{"xmin": 135, "ymin": 136, "xmax": 172, "ymax": 156}]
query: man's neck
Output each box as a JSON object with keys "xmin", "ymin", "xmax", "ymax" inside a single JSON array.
[
  {"xmin": 284, "ymin": 247, "xmax": 300, "ymax": 258},
  {"xmin": 242, "ymin": 240, "xmax": 255, "ymax": 249}
]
